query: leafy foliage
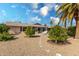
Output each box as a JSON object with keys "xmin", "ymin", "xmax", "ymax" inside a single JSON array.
[
  {"xmin": 25, "ymin": 26, "xmax": 35, "ymax": 37},
  {"xmin": 57, "ymin": 3, "xmax": 79, "ymax": 38},
  {"xmin": 0, "ymin": 32, "xmax": 14, "ymax": 41},
  {"xmin": 0, "ymin": 24, "xmax": 9, "ymax": 33},
  {"xmin": 67, "ymin": 26, "xmax": 76, "ymax": 37},
  {"xmin": 48, "ymin": 26, "xmax": 68, "ymax": 43},
  {"xmin": 0, "ymin": 24, "xmax": 14, "ymax": 41}
]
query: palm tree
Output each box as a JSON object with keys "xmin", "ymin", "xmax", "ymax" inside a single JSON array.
[
  {"xmin": 58, "ymin": 19, "xmax": 67, "ymax": 28},
  {"xmin": 57, "ymin": 19, "xmax": 61, "ymax": 26},
  {"xmin": 57, "ymin": 3, "xmax": 79, "ymax": 39},
  {"xmin": 64, "ymin": 20, "xmax": 67, "ymax": 28}
]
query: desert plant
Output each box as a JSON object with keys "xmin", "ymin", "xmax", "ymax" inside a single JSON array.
[
  {"xmin": 0, "ymin": 32, "xmax": 14, "ymax": 41},
  {"xmin": 48, "ymin": 26, "xmax": 68, "ymax": 43},
  {"xmin": 25, "ymin": 26, "xmax": 35, "ymax": 37},
  {"xmin": 0, "ymin": 24, "xmax": 9, "ymax": 33},
  {"xmin": 0, "ymin": 24, "xmax": 14, "ymax": 41},
  {"xmin": 67, "ymin": 26, "xmax": 76, "ymax": 37}
]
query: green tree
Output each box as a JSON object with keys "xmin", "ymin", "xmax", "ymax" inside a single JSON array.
[
  {"xmin": 57, "ymin": 3, "xmax": 79, "ymax": 39},
  {"xmin": 0, "ymin": 24, "xmax": 14, "ymax": 41},
  {"xmin": 67, "ymin": 26, "xmax": 76, "ymax": 37},
  {"xmin": 25, "ymin": 26, "xmax": 35, "ymax": 37},
  {"xmin": 0, "ymin": 24, "xmax": 9, "ymax": 33},
  {"xmin": 48, "ymin": 26, "xmax": 68, "ymax": 43}
]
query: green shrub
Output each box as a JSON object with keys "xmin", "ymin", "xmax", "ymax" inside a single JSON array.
[
  {"xmin": 67, "ymin": 26, "xmax": 76, "ymax": 37},
  {"xmin": 25, "ymin": 26, "xmax": 35, "ymax": 37},
  {"xmin": 0, "ymin": 24, "xmax": 14, "ymax": 41},
  {"xmin": 48, "ymin": 26, "xmax": 68, "ymax": 43},
  {"xmin": 0, "ymin": 24, "xmax": 9, "ymax": 33},
  {"xmin": 0, "ymin": 32, "xmax": 14, "ymax": 41}
]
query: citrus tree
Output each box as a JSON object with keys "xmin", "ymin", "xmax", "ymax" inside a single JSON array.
[{"xmin": 25, "ymin": 26, "xmax": 35, "ymax": 37}]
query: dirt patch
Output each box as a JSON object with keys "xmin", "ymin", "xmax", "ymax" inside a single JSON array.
[{"xmin": 0, "ymin": 32, "xmax": 78, "ymax": 56}]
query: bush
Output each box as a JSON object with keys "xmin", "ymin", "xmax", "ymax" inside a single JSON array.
[
  {"xmin": 67, "ymin": 26, "xmax": 76, "ymax": 37},
  {"xmin": 0, "ymin": 32, "xmax": 14, "ymax": 41},
  {"xmin": 0, "ymin": 24, "xmax": 14, "ymax": 41},
  {"xmin": 25, "ymin": 26, "xmax": 35, "ymax": 37},
  {"xmin": 0, "ymin": 24, "xmax": 9, "ymax": 33},
  {"xmin": 48, "ymin": 26, "xmax": 68, "ymax": 43}
]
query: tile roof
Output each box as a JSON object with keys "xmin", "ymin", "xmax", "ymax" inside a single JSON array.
[
  {"xmin": 5, "ymin": 22, "xmax": 28, "ymax": 27},
  {"xmin": 5, "ymin": 22, "xmax": 49, "ymax": 28}
]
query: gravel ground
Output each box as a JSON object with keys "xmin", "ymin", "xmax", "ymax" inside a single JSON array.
[{"xmin": 0, "ymin": 32, "xmax": 79, "ymax": 56}]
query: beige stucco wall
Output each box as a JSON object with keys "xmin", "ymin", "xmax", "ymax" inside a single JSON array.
[{"xmin": 9, "ymin": 26, "xmax": 21, "ymax": 34}]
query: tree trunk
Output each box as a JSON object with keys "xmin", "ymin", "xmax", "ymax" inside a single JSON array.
[
  {"xmin": 75, "ymin": 17, "xmax": 79, "ymax": 39},
  {"xmin": 55, "ymin": 40, "xmax": 57, "ymax": 44},
  {"xmin": 64, "ymin": 20, "xmax": 66, "ymax": 28},
  {"xmin": 57, "ymin": 20, "xmax": 61, "ymax": 26}
]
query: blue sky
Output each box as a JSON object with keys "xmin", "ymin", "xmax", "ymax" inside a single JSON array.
[{"xmin": 0, "ymin": 3, "xmax": 76, "ymax": 26}]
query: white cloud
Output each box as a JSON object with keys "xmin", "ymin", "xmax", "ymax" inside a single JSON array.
[
  {"xmin": 31, "ymin": 16, "xmax": 41, "ymax": 22},
  {"xmin": 54, "ymin": 4, "xmax": 60, "ymax": 11},
  {"xmin": 40, "ymin": 6, "xmax": 48, "ymax": 16},
  {"xmin": 45, "ymin": 4, "xmax": 60, "ymax": 11},
  {"xmin": 40, "ymin": 4, "xmax": 56, "ymax": 16},
  {"xmin": 45, "ymin": 4, "xmax": 54, "ymax": 11},
  {"xmin": 32, "ymin": 3, "xmax": 38, "ymax": 9},
  {"xmin": 50, "ymin": 17, "xmax": 60, "ymax": 25},
  {"xmin": 40, "ymin": 4, "xmax": 60, "ymax": 16},
  {"xmin": 32, "ymin": 9, "xmax": 39, "ymax": 13},
  {"xmin": 11, "ymin": 5, "xmax": 16, "ymax": 8},
  {"xmin": 1, "ymin": 10, "xmax": 6, "ymax": 16}
]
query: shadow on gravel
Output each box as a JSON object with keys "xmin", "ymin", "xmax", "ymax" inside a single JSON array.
[
  {"xmin": 24, "ymin": 35, "xmax": 40, "ymax": 38},
  {"xmin": 0, "ymin": 37, "xmax": 18, "ymax": 42},
  {"xmin": 47, "ymin": 40, "xmax": 71, "ymax": 45}
]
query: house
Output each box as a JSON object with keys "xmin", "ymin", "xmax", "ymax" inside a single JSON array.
[{"xmin": 5, "ymin": 22, "xmax": 49, "ymax": 34}]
